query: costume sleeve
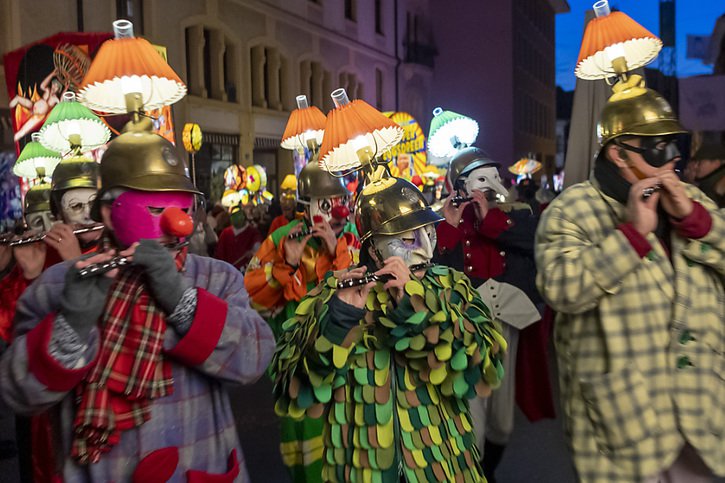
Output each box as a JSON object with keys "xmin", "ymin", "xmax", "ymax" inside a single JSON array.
[
  {"xmin": 481, "ymin": 208, "xmax": 538, "ymax": 256},
  {"xmin": 675, "ymin": 194, "xmax": 725, "ymax": 276},
  {"xmin": 535, "ymin": 202, "xmax": 650, "ymax": 314},
  {"xmin": 0, "ymin": 266, "xmax": 31, "ymax": 344},
  {"xmin": 164, "ymin": 259, "xmax": 275, "ymax": 384},
  {"xmin": 0, "ymin": 263, "xmax": 100, "ymax": 415},
  {"xmin": 244, "ymin": 235, "xmax": 293, "ymax": 313},
  {"xmin": 382, "ymin": 267, "xmax": 506, "ymax": 399},
  {"xmin": 213, "ymin": 229, "xmax": 229, "ymax": 262},
  {"xmin": 271, "ymin": 276, "xmax": 365, "ymax": 420}
]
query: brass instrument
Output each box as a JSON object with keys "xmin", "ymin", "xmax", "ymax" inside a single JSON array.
[
  {"xmin": 0, "ymin": 224, "xmax": 104, "ymax": 247},
  {"xmin": 77, "ymin": 240, "xmax": 189, "ymax": 279},
  {"xmin": 336, "ymin": 262, "xmax": 434, "ymax": 289}
]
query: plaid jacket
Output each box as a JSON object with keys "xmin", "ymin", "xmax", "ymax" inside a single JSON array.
[
  {"xmin": 535, "ymin": 180, "xmax": 724, "ymax": 483},
  {"xmin": 0, "ymin": 254, "xmax": 275, "ymax": 482}
]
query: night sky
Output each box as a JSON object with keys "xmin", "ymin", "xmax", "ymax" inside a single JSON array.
[{"xmin": 556, "ymin": 0, "xmax": 725, "ymax": 90}]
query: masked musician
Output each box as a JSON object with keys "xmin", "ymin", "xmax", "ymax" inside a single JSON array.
[
  {"xmin": 214, "ymin": 201, "xmax": 263, "ymax": 272},
  {"xmin": 244, "ymin": 161, "xmax": 358, "ymax": 482},
  {"xmin": 434, "ymin": 147, "xmax": 548, "ymax": 482},
  {"xmin": 271, "ymin": 175, "xmax": 506, "ymax": 481},
  {"xmin": 0, "ymin": 126, "xmax": 274, "ymax": 482},
  {"xmin": 267, "ymin": 174, "xmax": 300, "ymax": 235},
  {"xmin": 536, "ymin": 81, "xmax": 724, "ymax": 482}
]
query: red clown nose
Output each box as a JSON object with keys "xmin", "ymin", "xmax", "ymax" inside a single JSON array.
[
  {"xmin": 160, "ymin": 207, "xmax": 194, "ymax": 237},
  {"xmin": 331, "ymin": 205, "xmax": 350, "ymax": 220}
]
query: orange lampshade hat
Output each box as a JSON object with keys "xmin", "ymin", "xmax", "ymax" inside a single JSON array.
[
  {"xmin": 575, "ymin": 0, "xmax": 662, "ymax": 80},
  {"xmin": 78, "ymin": 20, "xmax": 187, "ymax": 113},
  {"xmin": 281, "ymin": 95, "xmax": 327, "ymax": 151},
  {"xmin": 318, "ymin": 88, "xmax": 403, "ymax": 172}
]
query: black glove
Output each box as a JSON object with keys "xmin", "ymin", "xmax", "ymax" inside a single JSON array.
[
  {"xmin": 131, "ymin": 239, "xmax": 187, "ymax": 314},
  {"xmin": 60, "ymin": 265, "xmax": 113, "ymax": 339}
]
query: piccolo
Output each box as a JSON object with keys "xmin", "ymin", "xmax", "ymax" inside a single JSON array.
[
  {"xmin": 288, "ymin": 224, "xmax": 312, "ymax": 240},
  {"xmin": 642, "ymin": 184, "xmax": 662, "ymax": 199},
  {"xmin": 336, "ymin": 262, "xmax": 434, "ymax": 289},
  {"xmin": 1, "ymin": 224, "xmax": 105, "ymax": 247},
  {"xmin": 77, "ymin": 240, "xmax": 190, "ymax": 279},
  {"xmin": 451, "ymin": 195, "xmax": 473, "ymax": 207}
]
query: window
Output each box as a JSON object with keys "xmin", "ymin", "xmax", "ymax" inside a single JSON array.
[
  {"xmin": 185, "ymin": 25, "xmax": 238, "ymax": 102},
  {"xmin": 375, "ymin": 69, "xmax": 383, "ymax": 110},
  {"xmin": 250, "ymin": 45, "xmax": 288, "ymax": 110},
  {"xmin": 375, "ymin": 0, "xmax": 383, "ymax": 34},
  {"xmin": 116, "ymin": 0, "xmax": 144, "ymax": 34},
  {"xmin": 339, "ymin": 72, "xmax": 363, "ymax": 100},
  {"xmin": 300, "ymin": 60, "xmax": 330, "ymax": 109},
  {"xmin": 345, "ymin": 0, "xmax": 356, "ymax": 21}
]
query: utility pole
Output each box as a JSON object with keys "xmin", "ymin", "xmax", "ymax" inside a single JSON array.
[{"xmin": 659, "ymin": 0, "xmax": 676, "ymax": 76}]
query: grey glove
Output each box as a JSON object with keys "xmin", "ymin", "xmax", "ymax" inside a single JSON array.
[
  {"xmin": 132, "ymin": 239, "xmax": 187, "ymax": 314},
  {"xmin": 60, "ymin": 265, "xmax": 113, "ymax": 339}
]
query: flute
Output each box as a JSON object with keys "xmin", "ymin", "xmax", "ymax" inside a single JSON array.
[
  {"xmin": 336, "ymin": 262, "xmax": 434, "ymax": 289},
  {"xmin": 451, "ymin": 195, "xmax": 472, "ymax": 207},
  {"xmin": 1, "ymin": 224, "xmax": 105, "ymax": 247},
  {"xmin": 288, "ymin": 223, "xmax": 312, "ymax": 240},
  {"xmin": 641, "ymin": 184, "xmax": 662, "ymax": 199},
  {"xmin": 77, "ymin": 240, "xmax": 190, "ymax": 279}
]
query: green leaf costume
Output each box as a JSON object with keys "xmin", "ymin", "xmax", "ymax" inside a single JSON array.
[{"xmin": 272, "ymin": 265, "xmax": 507, "ymax": 482}]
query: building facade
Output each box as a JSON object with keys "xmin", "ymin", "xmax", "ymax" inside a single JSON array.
[
  {"xmin": 430, "ymin": 0, "xmax": 568, "ymax": 176},
  {"xmin": 0, "ymin": 0, "xmax": 566, "ymax": 200}
]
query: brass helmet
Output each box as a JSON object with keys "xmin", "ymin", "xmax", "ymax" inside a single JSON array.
[
  {"xmin": 24, "ymin": 183, "xmax": 52, "ymax": 214},
  {"xmin": 447, "ymin": 147, "xmax": 500, "ymax": 188},
  {"xmin": 50, "ymin": 155, "xmax": 99, "ymax": 215},
  {"xmin": 356, "ymin": 176, "xmax": 443, "ymax": 243},
  {"xmin": 92, "ymin": 129, "xmax": 200, "ymax": 220},
  {"xmin": 297, "ymin": 162, "xmax": 349, "ymax": 201},
  {"xmin": 598, "ymin": 78, "xmax": 686, "ymax": 147}
]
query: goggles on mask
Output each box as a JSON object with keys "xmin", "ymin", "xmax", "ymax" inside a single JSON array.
[{"xmin": 615, "ymin": 135, "xmax": 681, "ymax": 168}]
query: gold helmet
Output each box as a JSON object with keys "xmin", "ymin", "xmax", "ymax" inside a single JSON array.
[
  {"xmin": 597, "ymin": 78, "xmax": 686, "ymax": 147},
  {"xmin": 50, "ymin": 155, "xmax": 99, "ymax": 215},
  {"xmin": 298, "ymin": 162, "xmax": 349, "ymax": 201},
  {"xmin": 24, "ymin": 183, "xmax": 52, "ymax": 214},
  {"xmin": 355, "ymin": 177, "xmax": 443, "ymax": 243},
  {"xmin": 98, "ymin": 130, "xmax": 200, "ymax": 195},
  {"xmin": 447, "ymin": 147, "xmax": 500, "ymax": 188}
]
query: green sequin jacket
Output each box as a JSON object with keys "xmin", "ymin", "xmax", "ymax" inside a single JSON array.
[{"xmin": 272, "ymin": 265, "xmax": 507, "ymax": 482}]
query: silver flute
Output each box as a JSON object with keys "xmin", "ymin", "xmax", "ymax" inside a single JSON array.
[
  {"xmin": 451, "ymin": 195, "xmax": 473, "ymax": 207},
  {"xmin": 1, "ymin": 224, "xmax": 105, "ymax": 247},
  {"xmin": 642, "ymin": 184, "xmax": 662, "ymax": 199},
  {"xmin": 77, "ymin": 240, "xmax": 189, "ymax": 279},
  {"xmin": 288, "ymin": 223, "xmax": 312, "ymax": 240},
  {"xmin": 336, "ymin": 262, "xmax": 434, "ymax": 289}
]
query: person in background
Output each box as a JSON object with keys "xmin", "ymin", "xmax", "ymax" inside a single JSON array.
[
  {"xmin": 690, "ymin": 143, "xmax": 725, "ymax": 208},
  {"xmin": 535, "ymin": 81, "xmax": 724, "ymax": 483},
  {"xmin": 434, "ymin": 147, "xmax": 552, "ymax": 483},
  {"xmin": 268, "ymin": 174, "xmax": 300, "ymax": 235},
  {"xmin": 245, "ymin": 161, "xmax": 358, "ymax": 483},
  {"xmin": 214, "ymin": 202, "xmax": 263, "ymax": 272}
]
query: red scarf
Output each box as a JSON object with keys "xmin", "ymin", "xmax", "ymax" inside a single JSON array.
[{"xmin": 71, "ymin": 250, "xmax": 187, "ymax": 464}]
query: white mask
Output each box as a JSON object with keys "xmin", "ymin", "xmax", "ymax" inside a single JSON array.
[
  {"xmin": 60, "ymin": 188, "xmax": 97, "ymax": 226},
  {"xmin": 462, "ymin": 166, "xmax": 508, "ymax": 199},
  {"xmin": 25, "ymin": 211, "xmax": 55, "ymax": 232},
  {"xmin": 372, "ymin": 225, "xmax": 437, "ymax": 267},
  {"xmin": 309, "ymin": 196, "xmax": 349, "ymax": 234}
]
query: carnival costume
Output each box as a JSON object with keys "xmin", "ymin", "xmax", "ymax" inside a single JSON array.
[
  {"xmin": 272, "ymin": 175, "xmax": 506, "ymax": 482},
  {"xmin": 0, "ymin": 126, "xmax": 275, "ymax": 482},
  {"xmin": 536, "ymin": 79, "xmax": 725, "ymax": 482},
  {"xmin": 245, "ymin": 161, "xmax": 358, "ymax": 482}
]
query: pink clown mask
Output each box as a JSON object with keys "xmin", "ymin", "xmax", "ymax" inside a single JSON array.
[{"xmin": 110, "ymin": 191, "xmax": 194, "ymax": 247}]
